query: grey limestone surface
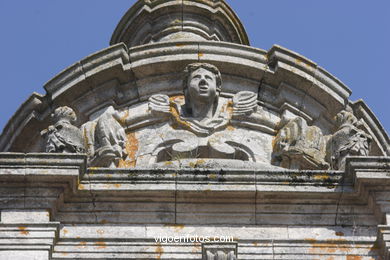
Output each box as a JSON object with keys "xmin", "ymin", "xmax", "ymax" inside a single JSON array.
[{"xmin": 0, "ymin": 0, "xmax": 389, "ymax": 259}]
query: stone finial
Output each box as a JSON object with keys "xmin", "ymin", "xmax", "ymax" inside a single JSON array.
[
  {"xmin": 41, "ymin": 106, "xmax": 85, "ymax": 153},
  {"xmin": 110, "ymin": 0, "xmax": 249, "ymax": 48},
  {"xmin": 327, "ymin": 110, "xmax": 372, "ymax": 170}
]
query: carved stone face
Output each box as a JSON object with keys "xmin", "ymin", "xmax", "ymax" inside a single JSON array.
[{"xmin": 187, "ymin": 67, "xmax": 217, "ymax": 104}]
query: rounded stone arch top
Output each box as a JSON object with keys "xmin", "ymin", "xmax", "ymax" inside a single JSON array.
[{"xmin": 110, "ymin": 0, "xmax": 250, "ymax": 48}]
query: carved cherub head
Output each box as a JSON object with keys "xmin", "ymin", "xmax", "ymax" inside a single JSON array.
[
  {"xmin": 51, "ymin": 106, "xmax": 77, "ymax": 124},
  {"xmin": 182, "ymin": 63, "xmax": 222, "ymax": 117},
  {"xmin": 335, "ymin": 109, "xmax": 358, "ymax": 128}
]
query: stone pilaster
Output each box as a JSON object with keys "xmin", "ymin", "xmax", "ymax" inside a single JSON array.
[{"xmin": 0, "ymin": 210, "xmax": 60, "ymax": 260}]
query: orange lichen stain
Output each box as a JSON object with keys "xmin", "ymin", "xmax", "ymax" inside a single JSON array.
[
  {"xmin": 76, "ymin": 236, "xmax": 81, "ymax": 239},
  {"xmin": 282, "ymin": 181, "xmax": 290, "ymax": 185},
  {"xmin": 176, "ymin": 43, "xmax": 186, "ymax": 47},
  {"xmin": 78, "ymin": 184, "xmax": 85, "ymax": 190},
  {"xmin": 271, "ymin": 136, "xmax": 278, "ymax": 150},
  {"xmin": 196, "ymin": 159, "xmax": 205, "ymax": 165},
  {"xmin": 164, "ymin": 161, "xmax": 173, "ymax": 166},
  {"xmin": 192, "ymin": 244, "xmax": 201, "ymax": 253},
  {"xmin": 118, "ymin": 110, "xmax": 129, "ymax": 125},
  {"xmin": 314, "ymin": 174, "xmax": 331, "ymax": 181},
  {"xmin": 169, "ymin": 100, "xmax": 192, "ymax": 130},
  {"xmin": 63, "ymin": 229, "xmax": 69, "ymax": 235},
  {"xmin": 308, "ymin": 243, "xmax": 336, "ymax": 254},
  {"xmin": 307, "ymin": 238, "xmax": 353, "ymax": 255},
  {"xmin": 94, "ymin": 241, "xmax": 106, "ymax": 249},
  {"xmin": 118, "ymin": 159, "xmax": 134, "ymax": 168},
  {"xmin": 77, "ymin": 241, "xmax": 87, "ymax": 249},
  {"xmin": 171, "ymin": 173, "xmax": 177, "ymax": 177},
  {"xmin": 226, "ymin": 125, "xmax": 235, "ymax": 131},
  {"xmin": 164, "ymin": 224, "xmax": 185, "ymax": 232},
  {"xmin": 18, "ymin": 226, "xmax": 29, "ymax": 235},
  {"xmin": 169, "ymin": 95, "xmax": 184, "ymax": 103},
  {"xmin": 96, "ymin": 229, "xmax": 105, "ymax": 235},
  {"xmin": 198, "ymin": 52, "xmax": 204, "ymax": 58},
  {"xmin": 118, "ymin": 132, "xmax": 139, "ymax": 168},
  {"xmin": 114, "ymin": 183, "xmax": 121, "ymax": 188},
  {"xmin": 100, "ymin": 219, "xmax": 108, "ymax": 224},
  {"xmin": 226, "ymin": 100, "xmax": 233, "ymax": 115},
  {"xmin": 221, "ymin": 101, "xmax": 233, "ymax": 120},
  {"xmin": 253, "ymin": 242, "xmax": 258, "ymax": 246},
  {"xmin": 155, "ymin": 243, "xmax": 164, "ymax": 259},
  {"xmin": 335, "ymin": 231, "xmax": 344, "ymax": 236},
  {"xmin": 295, "ymin": 58, "xmax": 302, "ymax": 65},
  {"xmin": 189, "ymin": 159, "xmax": 206, "ymax": 168},
  {"xmin": 208, "ymin": 173, "xmax": 218, "ymax": 180},
  {"xmin": 61, "ymin": 253, "xmax": 69, "ymax": 256},
  {"xmin": 346, "ymin": 256, "xmax": 362, "ymax": 260}
]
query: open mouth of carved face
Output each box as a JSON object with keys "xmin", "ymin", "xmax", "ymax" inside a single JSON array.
[{"xmin": 199, "ymin": 83, "xmax": 209, "ymax": 94}]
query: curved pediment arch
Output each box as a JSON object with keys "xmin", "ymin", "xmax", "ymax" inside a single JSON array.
[{"xmin": 0, "ymin": 41, "xmax": 388, "ymax": 159}]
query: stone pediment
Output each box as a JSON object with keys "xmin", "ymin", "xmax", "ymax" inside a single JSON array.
[
  {"xmin": 7, "ymin": 54, "xmax": 383, "ymax": 173},
  {"xmin": 1, "ymin": 42, "xmax": 389, "ymax": 160},
  {"xmin": 1, "ymin": 1, "xmax": 390, "ymax": 258}
]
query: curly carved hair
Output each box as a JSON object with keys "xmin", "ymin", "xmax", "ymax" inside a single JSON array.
[
  {"xmin": 51, "ymin": 106, "xmax": 77, "ymax": 123},
  {"xmin": 182, "ymin": 63, "xmax": 222, "ymax": 93},
  {"xmin": 336, "ymin": 110, "xmax": 358, "ymax": 127}
]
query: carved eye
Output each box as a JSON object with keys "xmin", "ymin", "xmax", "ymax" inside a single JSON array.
[
  {"xmin": 192, "ymin": 75, "xmax": 201, "ymax": 79},
  {"xmin": 205, "ymin": 75, "xmax": 212, "ymax": 80}
]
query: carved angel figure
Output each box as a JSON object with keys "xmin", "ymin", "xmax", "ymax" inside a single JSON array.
[
  {"xmin": 327, "ymin": 110, "xmax": 372, "ymax": 170},
  {"xmin": 272, "ymin": 116, "xmax": 329, "ymax": 170},
  {"xmin": 148, "ymin": 63, "xmax": 231, "ymax": 136},
  {"xmin": 177, "ymin": 62, "xmax": 229, "ymax": 135},
  {"xmin": 86, "ymin": 106, "xmax": 128, "ymax": 168},
  {"xmin": 148, "ymin": 63, "xmax": 260, "ymax": 137},
  {"xmin": 41, "ymin": 106, "xmax": 85, "ymax": 153},
  {"xmin": 145, "ymin": 63, "xmax": 262, "ymax": 162}
]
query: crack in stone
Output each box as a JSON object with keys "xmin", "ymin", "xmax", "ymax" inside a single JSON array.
[
  {"xmin": 334, "ymin": 173, "xmax": 346, "ymax": 226},
  {"xmin": 86, "ymin": 172, "xmax": 98, "ymax": 224},
  {"xmin": 181, "ymin": 0, "xmax": 184, "ymax": 31},
  {"xmin": 174, "ymin": 168, "xmax": 178, "ymax": 224},
  {"xmin": 254, "ymin": 169, "xmax": 258, "ymax": 225},
  {"xmin": 297, "ymin": 63, "xmax": 317, "ymax": 123}
]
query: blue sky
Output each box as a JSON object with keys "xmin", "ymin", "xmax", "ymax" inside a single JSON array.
[{"xmin": 0, "ymin": 0, "xmax": 389, "ymax": 136}]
